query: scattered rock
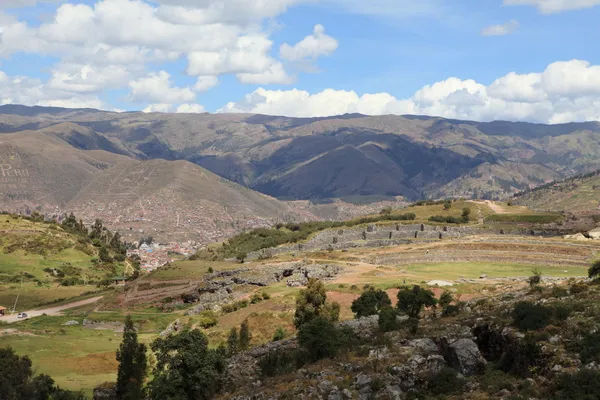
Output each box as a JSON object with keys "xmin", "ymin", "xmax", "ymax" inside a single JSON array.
[
  {"xmin": 444, "ymin": 338, "xmax": 487, "ymax": 376},
  {"xmin": 62, "ymin": 320, "xmax": 79, "ymax": 326}
]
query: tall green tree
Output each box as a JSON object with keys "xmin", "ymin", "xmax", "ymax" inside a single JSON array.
[
  {"xmin": 294, "ymin": 278, "xmax": 340, "ymax": 328},
  {"xmin": 239, "ymin": 320, "xmax": 252, "ymax": 351},
  {"xmin": 298, "ymin": 316, "xmax": 340, "ymax": 361},
  {"xmin": 227, "ymin": 327, "xmax": 239, "ymax": 355},
  {"xmin": 148, "ymin": 329, "xmax": 227, "ymax": 400},
  {"xmin": 396, "ymin": 285, "xmax": 438, "ymax": 319},
  {"xmin": 116, "ymin": 315, "xmax": 147, "ymax": 400},
  {"xmin": 351, "ymin": 287, "xmax": 392, "ymax": 318}
]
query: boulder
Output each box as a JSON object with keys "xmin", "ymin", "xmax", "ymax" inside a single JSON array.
[
  {"xmin": 62, "ymin": 320, "xmax": 79, "ymax": 326},
  {"xmin": 408, "ymin": 338, "xmax": 439, "ymax": 355},
  {"xmin": 589, "ymin": 228, "xmax": 600, "ymax": 240},
  {"xmin": 445, "ymin": 339, "xmax": 487, "ymax": 376}
]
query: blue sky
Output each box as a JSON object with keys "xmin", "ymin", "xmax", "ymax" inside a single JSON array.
[{"xmin": 1, "ymin": 0, "xmax": 600, "ymax": 123}]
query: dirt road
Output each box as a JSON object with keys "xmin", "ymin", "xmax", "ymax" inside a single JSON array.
[{"xmin": 1, "ymin": 296, "xmax": 103, "ymax": 323}]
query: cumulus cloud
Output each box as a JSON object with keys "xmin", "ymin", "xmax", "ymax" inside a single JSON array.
[
  {"xmin": 219, "ymin": 59, "xmax": 600, "ymax": 124},
  {"xmin": 194, "ymin": 76, "xmax": 219, "ymax": 92},
  {"xmin": 176, "ymin": 104, "xmax": 206, "ymax": 113},
  {"xmin": 503, "ymin": 0, "xmax": 600, "ymax": 14},
  {"xmin": 481, "ymin": 20, "xmax": 519, "ymax": 36},
  {"xmin": 280, "ymin": 24, "xmax": 338, "ymax": 61},
  {"xmin": 129, "ymin": 71, "xmax": 196, "ymax": 104}
]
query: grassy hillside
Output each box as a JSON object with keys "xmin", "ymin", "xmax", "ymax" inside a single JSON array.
[
  {"xmin": 0, "ymin": 214, "xmax": 129, "ymax": 309},
  {"xmin": 514, "ymin": 170, "xmax": 600, "ymax": 213}
]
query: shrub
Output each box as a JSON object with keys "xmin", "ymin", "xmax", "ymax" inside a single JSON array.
[
  {"xmin": 236, "ymin": 252, "xmax": 247, "ymax": 263},
  {"xmin": 197, "ymin": 311, "xmax": 218, "ymax": 329},
  {"xmin": 552, "ymin": 305, "xmax": 571, "ymax": 322},
  {"xmin": 207, "ymin": 267, "xmax": 214, "ymax": 274},
  {"xmin": 499, "ymin": 335, "xmax": 541, "ymax": 378},
  {"xmin": 571, "ymin": 333, "xmax": 600, "ymax": 364},
  {"xmin": 528, "ymin": 269, "xmax": 542, "ymax": 287},
  {"xmin": 589, "ymin": 260, "xmax": 600, "ymax": 280},
  {"xmin": 570, "ymin": 282, "xmax": 588, "ymax": 294},
  {"xmin": 250, "ymin": 293, "xmax": 263, "ymax": 304},
  {"xmin": 262, "ymin": 292, "xmax": 271, "ymax": 300},
  {"xmin": 272, "ymin": 327, "xmax": 286, "ymax": 342},
  {"xmin": 552, "ymin": 369, "xmax": 600, "ymax": 400},
  {"xmin": 298, "ymin": 316, "xmax": 340, "ymax": 361},
  {"xmin": 550, "ymin": 286, "xmax": 569, "ymax": 298},
  {"xmin": 512, "ymin": 302, "xmax": 552, "ymax": 331},
  {"xmin": 378, "ymin": 307, "xmax": 400, "ymax": 332},
  {"xmin": 259, "ymin": 349, "xmax": 301, "ymax": 377},
  {"xmin": 442, "ymin": 304, "xmax": 460, "ymax": 317},
  {"xmin": 429, "ymin": 367, "xmax": 464, "ymax": 395}
]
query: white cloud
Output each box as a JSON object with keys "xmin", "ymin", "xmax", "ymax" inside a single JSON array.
[
  {"xmin": 194, "ymin": 76, "xmax": 219, "ymax": 92},
  {"xmin": 129, "ymin": 70, "xmax": 196, "ymax": 104},
  {"xmin": 0, "ymin": 69, "xmax": 105, "ymax": 109},
  {"xmin": 143, "ymin": 103, "xmax": 172, "ymax": 113},
  {"xmin": 176, "ymin": 103, "xmax": 205, "ymax": 113},
  {"xmin": 481, "ymin": 20, "xmax": 519, "ymax": 36},
  {"xmin": 236, "ymin": 62, "xmax": 294, "ymax": 85},
  {"xmin": 0, "ymin": 0, "xmax": 59, "ymax": 8},
  {"xmin": 280, "ymin": 24, "xmax": 338, "ymax": 62},
  {"xmin": 219, "ymin": 59, "xmax": 600, "ymax": 124},
  {"xmin": 503, "ymin": 0, "xmax": 600, "ymax": 13}
]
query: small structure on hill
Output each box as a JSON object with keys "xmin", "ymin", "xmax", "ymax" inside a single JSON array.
[
  {"xmin": 111, "ymin": 276, "xmax": 128, "ymax": 285},
  {"xmin": 0, "ymin": 306, "xmax": 7, "ymax": 316}
]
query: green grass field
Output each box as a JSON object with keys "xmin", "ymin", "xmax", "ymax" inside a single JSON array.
[{"xmin": 484, "ymin": 213, "xmax": 563, "ymax": 224}]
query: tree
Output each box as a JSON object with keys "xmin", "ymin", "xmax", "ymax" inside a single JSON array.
[
  {"xmin": 294, "ymin": 278, "xmax": 340, "ymax": 328},
  {"xmin": 439, "ymin": 290, "xmax": 454, "ymax": 309},
  {"xmin": 99, "ymin": 246, "xmax": 112, "ymax": 264},
  {"xmin": 148, "ymin": 329, "xmax": 228, "ymax": 400},
  {"xmin": 351, "ymin": 287, "xmax": 392, "ymax": 318},
  {"xmin": 461, "ymin": 208, "xmax": 471, "ymax": 222},
  {"xmin": 444, "ymin": 201, "xmax": 452, "ymax": 211},
  {"xmin": 0, "ymin": 347, "xmax": 84, "ymax": 400},
  {"xmin": 396, "ymin": 285, "xmax": 438, "ymax": 319},
  {"xmin": 89, "ymin": 218, "xmax": 104, "ymax": 240},
  {"xmin": 227, "ymin": 328, "xmax": 238, "ymax": 355},
  {"xmin": 529, "ymin": 268, "xmax": 542, "ymax": 287},
  {"xmin": 239, "ymin": 320, "xmax": 252, "ymax": 351},
  {"xmin": 298, "ymin": 316, "xmax": 340, "ymax": 361},
  {"xmin": 116, "ymin": 315, "xmax": 147, "ymax": 400},
  {"xmin": 589, "ymin": 260, "xmax": 600, "ymax": 280},
  {"xmin": 236, "ymin": 252, "xmax": 246, "ymax": 264}
]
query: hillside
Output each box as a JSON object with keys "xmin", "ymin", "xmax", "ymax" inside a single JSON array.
[
  {"xmin": 514, "ymin": 170, "xmax": 600, "ymax": 213},
  {"xmin": 0, "ymin": 214, "xmax": 129, "ymax": 309},
  {"xmin": 2, "ymin": 105, "xmax": 600, "ymax": 202},
  {"xmin": 67, "ymin": 158, "xmax": 308, "ymax": 243}
]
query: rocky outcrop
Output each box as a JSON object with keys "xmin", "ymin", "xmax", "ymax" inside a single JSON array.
[
  {"xmin": 444, "ymin": 338, "xmax": 487, "ymax": 376},
  {"xmin": 92, "ymin": 383, "xmax": 116, "ymax": 400}
]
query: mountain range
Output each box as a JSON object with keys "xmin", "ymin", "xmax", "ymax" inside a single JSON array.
[{"xmin": 1, "ymin": 104, "xmax": 600, "ymax": 241}]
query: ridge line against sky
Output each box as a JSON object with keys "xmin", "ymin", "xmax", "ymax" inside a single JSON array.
[{"xmin": 0, "ymin": 0, "xmax": 600, "ymax": 123}]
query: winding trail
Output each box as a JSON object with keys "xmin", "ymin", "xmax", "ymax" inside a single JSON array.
[{"xmin": 1, "ymin": 296, "xmax": 103, "ymax": 324}]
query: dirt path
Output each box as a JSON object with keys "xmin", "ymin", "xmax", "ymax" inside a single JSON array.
[{"xmin": 1, "ymin": 296, "xmax": 103, "ymax": 324}]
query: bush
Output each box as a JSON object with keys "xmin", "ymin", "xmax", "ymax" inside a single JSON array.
[
  {"xmin": 250, "ymin": 293, "xmax": 263, "ymax": 304},
  {"xmin": 429, "ymin": 367, "xmax": 464, "ymax": 395},
  {"xmin": 550, "ymin": 286, "xmax": 569, "ymax": 298},
  {"xmin": 272, "ymin": 327, "xmax": 286, "ymax": 342},
  {"xmin": 197, "ymin": 311, "xmax": 218, "ymax": 329},
  {"xmin": 259, "ymin": 349, "xmax": 303, "ymax": 377},
  {"xmin": 552, "ymin": 369, "xmax": 600, "ymax": 400},
  {"xmin": 442, "ymin": 304, "xmax": 460, "ymax": 317},
  {"xmin": 499, "ymin": 335, "xmax": 541, "ymax": 378},
  {"xmin": 512, "ymin": 302, "xmax": 552, "ymax": 331},
  {"xmin": 261, "ymin": 292, "xmax": 271, "ymax": 300},
  {"xmin": 528, "ymin": 269, "xmax": 542, "ymax": 287},
  {"xmin": 589, "ymin": 260, "xmax": 600, "ymax": 280},
  {"xmin": 569, "ymin": 282, "xmax": 588, "ymax": 294},
  {"xmin": 298, "ymin": 316, "xmax": 340, "ymax": 361},
  {"xmin": 570, "ymin": 333, "xmax": 600, "ymax": 364},
  {"xmin": 378, "ymin": 307, "xmax": 400, "ymax": 332}
]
